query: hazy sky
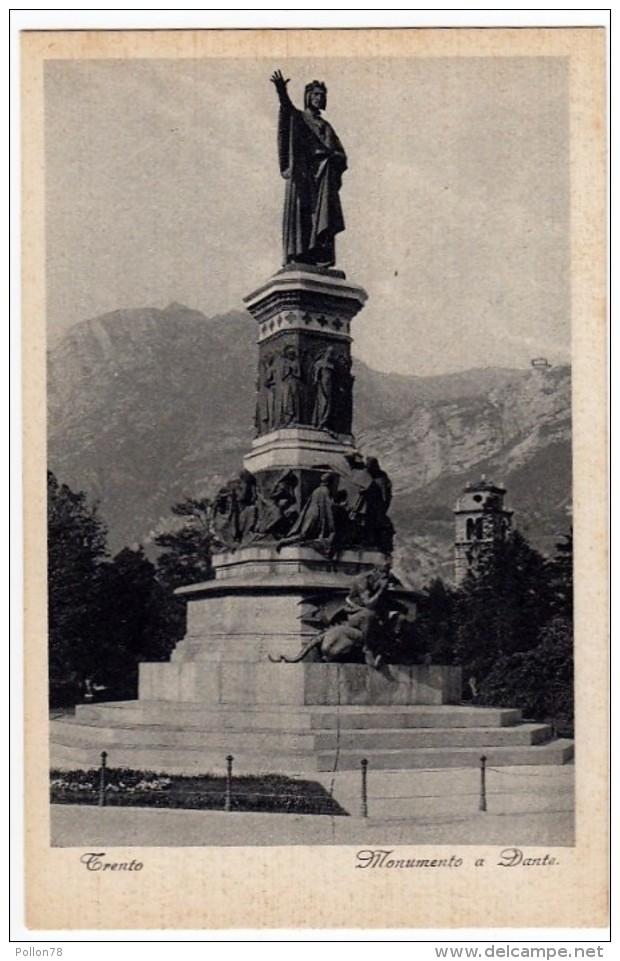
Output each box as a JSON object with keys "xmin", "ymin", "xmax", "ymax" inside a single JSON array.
[{"xmin": 45, "ymin": 55, "xmax": 570, "ymax": 375}]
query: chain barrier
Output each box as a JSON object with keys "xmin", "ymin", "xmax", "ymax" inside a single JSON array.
[{"xmin": 51, "ymin": 750, "xmax": 573, "ymax": 818}]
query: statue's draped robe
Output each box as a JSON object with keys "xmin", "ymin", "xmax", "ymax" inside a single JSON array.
[
  {"xmin": 312, "ymin": 352, "xmax": 338, "ymax": 428},
  {"xmin": 278, "ymin": 355, "xmax": 304, "ymax": 425},
  {"xmin": 287, "ymin": 482, "xmax": 335, "ymax": 541},
  {"xmin": 277, "ymin": 480, "xmax": 338, "ymax": 555},
  {"xmin": 278, "ymin": 102, "xmax": 347, "ymax": 267},
  {"xmin": 351, "ymin": 469, "xmax": 395, "ymax": 553}
]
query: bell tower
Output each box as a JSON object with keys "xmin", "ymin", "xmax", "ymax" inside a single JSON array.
[{"xmin": 454, "ymin": 476, "xmax": 512, "ymax": 585}]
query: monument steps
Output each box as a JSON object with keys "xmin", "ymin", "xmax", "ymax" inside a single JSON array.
[
  {"xmin": 50, "ymin": 739, "xmax": 574, "ymax": 775},
  {"xmin": 312, "ymin": 723, "xmax": 553, "ymax": 750},
  {"xmin": 315, "ymin": 741, "xmax": 575, "ymax": 771},
  {"xmin": 50, "ymin": 701, "xmax": 573, "ymax": 774},
  {"xmin": 51, "ymin": 716, "xmax": 552, "ymax": 751},
  {"xmin": 72, "ymin": 702, "xmax": 320, "ymax": 732},
  {"xmin": 50, "ymin": 718, "xmax": 318, "ymax": 752},
  {"xmin": 68, "ymin": 701, "xmax": 525, "ymax": 730},
  {"xmin": 308, "ymin": 706, "xmax": 525, "ymax": 730}
]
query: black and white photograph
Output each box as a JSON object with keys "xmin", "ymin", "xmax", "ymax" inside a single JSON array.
[{"xmin": 20, "ymin": 23, "xmax": 607, "ymax": 932}]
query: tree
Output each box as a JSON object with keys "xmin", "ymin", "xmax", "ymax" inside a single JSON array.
[
  {"xmin": 453, "ymin": 530, "xmax": 554, "ymax": 691},
  {"xmin": 154, "ymin": 497, "xmax": 214, "ymax": 590},
  {"xmin": 472, "ymin": 531, "xmax": 573, "ymax": 732},
  {"xmin": 93, "ymin": 546, "xmax": 184, "ymax": 699},
  {"xmin": 477, "ymin": 616, "xmax": 574, "ymax": 735},
  {"xmin": 413, "ymin": 578, "xmax": 458, "ymax": 663},
  {"xmin": 47, "ymin": 471, "xmax": 108, "ymax": 706},
  {"xmin": 48, "ymin": 474, "xmax": 191, "ymax": 704},
  {"xmin": 548, "ymin": 530, "xmax": 573, "ymax": 619}
]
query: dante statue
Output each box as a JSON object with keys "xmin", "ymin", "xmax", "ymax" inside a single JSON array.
[{"xmin": 270, "ymin": 70, "xmax": 347, "ymax": 268}]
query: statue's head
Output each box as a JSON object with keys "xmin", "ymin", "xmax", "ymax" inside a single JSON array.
[
  {"xmin": 320, "ymin": 471, "xmax": 337, "ymax": 492},
  {"xmin": 304, "ymin": 80, "xmax": 327, "ymax": 110}
]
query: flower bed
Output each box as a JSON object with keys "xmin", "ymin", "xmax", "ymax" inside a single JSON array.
[{"xmin": 50, "ymin": 768, "xmax": 348, "ymax": 816}]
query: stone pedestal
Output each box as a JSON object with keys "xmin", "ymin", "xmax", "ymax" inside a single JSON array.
[
  {"xmin": 56, "ymin": 265, "xmax": 479, "ymax": 774},
  {"xmin": 138, "ymin": 540, "xmax": 454, "ymax": 710},
  {"xmin": 209, "ymin": 544, "xmax": 386, "ymax": 581},
  {"xmin": 209, "ymin": 267, "xmax": 383, "ymax": 562},
  {"xmin": 244, "ymin": 267, "xmax": 367, "ymax": 442},
  {"xmin": 135, "ymin": 267, "xmax": 410, "ymax": 716},
  {"xmin": 244, "ymin": 426, "xmax": 356, "ymax": 473},
  {"xmin": 138, "ymin": 543, "xmax": 425, "ymax": 706},
  {"xmin": 139, "ymin": 659, "xmax": 462, "ymax": 708}
]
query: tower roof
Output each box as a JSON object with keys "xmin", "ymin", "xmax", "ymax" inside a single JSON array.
[
  {"xmin": 454, "ymin": 476, "xmax": 512, "ymax": 515},
  {"xmin": 462, "ymin": 476, "xmax": 506, "ymax": 495}
]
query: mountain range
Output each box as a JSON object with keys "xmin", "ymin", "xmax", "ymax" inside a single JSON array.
[{"xmin": 47, "ymin": 303, "xmax": 572, "ymax": 587}]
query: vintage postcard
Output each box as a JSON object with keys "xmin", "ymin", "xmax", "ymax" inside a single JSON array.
[{"xmin": 21, "ymin": 26, "xmax": 607, "ymax": 931}]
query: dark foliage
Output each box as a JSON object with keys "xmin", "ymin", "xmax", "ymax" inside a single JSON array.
[
  {"xmin": 92, "ymin": 547, "xmax": 183, "ymax": 699},
  {"xmin": 48, "ymin": 474, "xmax": 187, "ymax": 704},
  {"xmin": 154, "ymin": 497, "xmax": 214, "ymax": 590},
  {"xmin": 47, "ymin": 471, "xmax": 108, "ymax": 706},
  {"xmin": 412, "ymin": 578, "xmax": 458, "ymax": 664},
  {"xmin": 412, "ymin": 529, "xmax": 574, "ymax": 732},
  {"xmin": 453, "ymin": 531, "xmax": 554, "ymax": 683},
  {"xmin": 547, "ymin": 530, "xmax": 574, "ymax": 619},
  {"xmin": 476, "ymin": 616, "xmax": 574, "ymax": 736}
]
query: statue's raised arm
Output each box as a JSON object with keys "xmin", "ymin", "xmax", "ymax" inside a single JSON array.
[
  {"xmin": 271, "ymin": 71, "xmax": 347, "ymax": 269},
  {"xmin": 270, "ymin": 69, "xmax": 293, "ymax": 110}
]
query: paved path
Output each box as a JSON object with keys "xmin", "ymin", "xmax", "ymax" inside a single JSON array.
[{"xmin": 51, "ymin": 764, "xmax": 574, "ymax": 848}]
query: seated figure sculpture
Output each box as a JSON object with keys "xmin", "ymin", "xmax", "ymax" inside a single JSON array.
[{"xmin": 268, "ymin": 565, "xmax": 410, "ymax": 666}]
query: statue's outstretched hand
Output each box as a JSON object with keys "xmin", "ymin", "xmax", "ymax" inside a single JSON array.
[{"xmin": 270, "ymin": 69, "xmax": 291, "ymax": 102}]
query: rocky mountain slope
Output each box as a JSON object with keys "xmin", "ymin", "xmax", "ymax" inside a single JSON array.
[{"xmin": 47, "ymin": 303, "xmax": 571, "ymax": 587}]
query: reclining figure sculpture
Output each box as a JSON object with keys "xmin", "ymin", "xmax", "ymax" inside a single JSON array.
[{"xmin": 268, "ymin": 566, "xmax": 414, "ymax": 667}]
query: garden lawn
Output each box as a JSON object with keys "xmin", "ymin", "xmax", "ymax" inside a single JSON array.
[{"xmin": 50, "ymin": 768, "xmax": 348, "ymax": 816}]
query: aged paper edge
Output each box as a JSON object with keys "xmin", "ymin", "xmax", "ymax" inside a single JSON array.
[{"xmin": 21, "ymin": 26, "xmax": 608, "ymax": 931}]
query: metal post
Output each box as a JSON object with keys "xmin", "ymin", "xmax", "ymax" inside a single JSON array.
[
  {"xmin": 479, "ymin": 755, "xmax": 487, "ymax": 812},
  {"xmin": 360, "ymin": 758, "xmax": 368, "ymax": 818},
  {"xmin": 98, "ymin": 751, "xmax": 108, "ymax": 807},
  {"xmin": 225, "ymin": 754, "xmax": 234, "ymax": 812}
]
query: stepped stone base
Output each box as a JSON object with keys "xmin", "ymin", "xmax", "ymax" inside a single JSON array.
[
  {"xmin": 49, "ymin": 546, "xmax": 574, "ymax": 778},
  {"xmin": 50, "ymin": 700, "xmax": 574, "ymax": 776}
]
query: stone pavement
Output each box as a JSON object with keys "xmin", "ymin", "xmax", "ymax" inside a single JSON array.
[{"xmin": 50, "ymin": 763, "xmax": 574, "ymax": 848}]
